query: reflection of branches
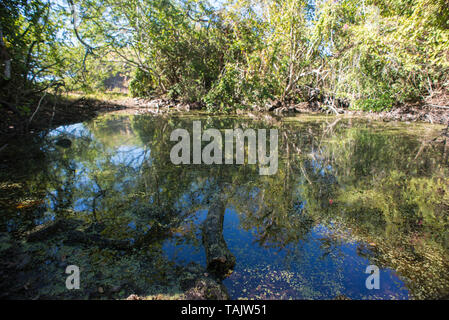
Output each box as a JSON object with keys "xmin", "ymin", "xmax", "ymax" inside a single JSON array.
[
  {"xmin": 300, "ymin": 163, "xmax": 313, "ymax": 184},
  {"xmin": 318, "ymin": 117, "xmax": 341, "ymax": 149},
  {"xmin": 92, "ymin": 176, "xmax": 107, "ymax": 222},
  {"xmin": 414, "ymin": 126, "xmax": 449, "ymax": 161}
]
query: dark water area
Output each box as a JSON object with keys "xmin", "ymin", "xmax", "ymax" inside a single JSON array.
[{"xmin": 1, "ymin": 113, "xmax": 448, "ymax": 299}]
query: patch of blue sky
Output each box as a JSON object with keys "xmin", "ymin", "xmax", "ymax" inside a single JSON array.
[
  {"xmin": 110, "ymin": 145, "xmax": 150, "ymax": 169},
  {"xmin": 48, "ymin": 123, "xmax": 91, "ymax": 138}
]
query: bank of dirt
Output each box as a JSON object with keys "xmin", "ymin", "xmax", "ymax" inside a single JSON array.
[
  {"xmin": 1, "ymin": 95, "xmax": 448, "ymax": 144},
  {"xmin": 0, "ymin": 96, "xmax": 127, "ymax": 140}
]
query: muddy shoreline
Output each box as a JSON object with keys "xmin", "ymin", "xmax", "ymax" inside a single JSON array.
[
  {"xmin": 127, "ymin": 97, "xmax": 449, "ymax": 124},
  {"xmin": 1, "ymin": 96, "xmax": 448, "ymax": 143}
]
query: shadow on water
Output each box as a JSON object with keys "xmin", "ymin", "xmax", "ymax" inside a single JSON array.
[{"xmin": 0, "ymin": 113, "xmax": 448, "ymax": 299}]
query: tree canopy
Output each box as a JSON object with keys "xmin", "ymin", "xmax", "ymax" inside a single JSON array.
[{"xmin": 1, "ymin": 0, "xmax": 448, "ymax": 113}]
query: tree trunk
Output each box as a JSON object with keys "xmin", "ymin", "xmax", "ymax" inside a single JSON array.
[{"xmin": 202, "ymin": 194, "xmax": 236, "ymax": 279}]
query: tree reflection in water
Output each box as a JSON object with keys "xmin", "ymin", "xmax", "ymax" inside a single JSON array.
[{"xmin": 0, "ymin": 114, "xmax": 448, "ymax": 299}]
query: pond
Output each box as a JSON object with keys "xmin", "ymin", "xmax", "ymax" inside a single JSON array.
[{"xmin": 1, "ymin": 113, "xmax": 448, "ymax": 300}]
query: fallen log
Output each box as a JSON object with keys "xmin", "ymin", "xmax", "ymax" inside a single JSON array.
[
  {"xmin": 26, "ymin": 219, "xmax": 131, "ymax": 250},
  {"xmin": 26, "ymin": 219, "xmax": 83, "ymax": 242},
  {"xmin": 202, "ymin": 194, "xmax": 236, "ymax": 279},
  {"xmin": 25, "ymin": 214, "xmax": 173, "ymax": 251},
  {"xmin": 64, "ymin": 230, "xmax": 131, "ymax": 250}
]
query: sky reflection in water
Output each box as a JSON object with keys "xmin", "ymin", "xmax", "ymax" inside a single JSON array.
[{"xmin": 1, "ymin": 114, "xmax": 448, "ymax": 299}]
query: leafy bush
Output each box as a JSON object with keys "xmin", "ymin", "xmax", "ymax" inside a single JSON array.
[
  {"xmin": 129, "ymin": 68, "xmax": 156, "ymax": 98},
  {"xmin": 354, "ymin": 93, "xmax": 396, "ymax": 111}
]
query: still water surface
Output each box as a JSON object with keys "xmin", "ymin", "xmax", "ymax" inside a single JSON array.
[{"xmin": 1, "ymin": 113, "xmax": 448, "ymax": 299}]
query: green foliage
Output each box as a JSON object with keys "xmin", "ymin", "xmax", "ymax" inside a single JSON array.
[
  {"xmin": 315, "ymin": 0, "xmax": 449, "ymax": 109},
  {"xmin": 2, "ymin": 0, "xmax": 448, "ymax": 112},
  {"xmin": 129, "ymin": 68, "xmax": 156, "ymax": 97},
  {"xmin": 354, "ymin": 93, "xmax": 396, "ymax": 111},
  {"xmin": 204, "ymin": 64, "xmax": 244, "ymax": 110},
  {"xmin": 0, "ymin": 0, "xmax": 62, "ymax": 112}
]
